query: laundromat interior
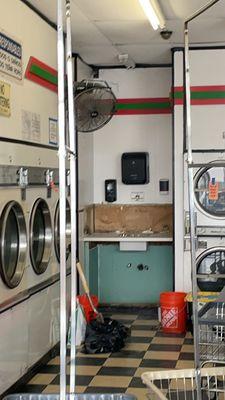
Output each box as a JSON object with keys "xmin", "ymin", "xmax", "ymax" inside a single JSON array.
[{"xmin": 2, "ymin": 0, "xmax": 225, "ymax": 399}]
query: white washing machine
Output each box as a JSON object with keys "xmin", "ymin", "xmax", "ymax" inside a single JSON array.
[{"xmin": 184, "ymin": 151, "xmax": 225, "ymax": 230}]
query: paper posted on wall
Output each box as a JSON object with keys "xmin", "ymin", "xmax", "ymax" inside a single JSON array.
[
  {"xmin": 0, "ymin": 80, "xmax": 10, "ymax": 116},
  {"xmin": 22, "ymin": 109, "xmax": 41, "ymax": 142}
]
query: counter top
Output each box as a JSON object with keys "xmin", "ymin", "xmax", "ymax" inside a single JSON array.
[{"xmin": 83, "ymin": 232, "xmax": 173, "ymax": 242}]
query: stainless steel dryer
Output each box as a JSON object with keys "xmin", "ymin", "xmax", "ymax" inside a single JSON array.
[
  {"xmin": 184, "ymin": 152, "xmax": 225, "ymax": 229},
  {"xmin": 0, "ymin": 167, "xmax": 28, "ymax": 304},
  {"xmin": 183, "ymin": 152, "xmax": 225, "ymax": 292},
  {"xmin": 54, "ymin": 198, "xmax": 71, "ymax": 267},
  {"xmin": 0, "ymin": 194, "xmax": 27, "ymax": 303},
  {"xmin": 183, "ymin": 235, "xmax": 225, "ymax": 293},
  {"xmin": 26, "ymin": 166, "xmax": 60, "ymax": 290}
]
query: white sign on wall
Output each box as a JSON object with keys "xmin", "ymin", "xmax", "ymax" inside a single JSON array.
[
  {"xmin": 0, "ymin": 30, "xmax": 22, "ymax": 80},
  {"xmin": 49, "ymin": 118, "xmax": 58, "ymax": 145},
  {"xmin": 22, "ymin": 110, "xmax": 41, "ymax": 142},
  {"xmin": 0, "ymin": 80, "xmax": 10, "ymax": 116}
]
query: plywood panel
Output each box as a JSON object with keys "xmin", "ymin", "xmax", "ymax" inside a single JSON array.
[{"xmin": 92, "ymin": 204, "xmax": 173, "ymax": 234}]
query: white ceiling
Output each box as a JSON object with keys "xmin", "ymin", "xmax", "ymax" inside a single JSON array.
[{"xmin": 27, "ymin": 0, "xmax": 225, "ymax": 65}]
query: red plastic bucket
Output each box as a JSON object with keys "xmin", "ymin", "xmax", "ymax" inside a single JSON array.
[
  {"xmin": 160, "ymin": 292, "xmax": 187, "ymax": 334},
  {"xmin": 77, "ymin": 294, "xmax": 99, "ymax": 322}
]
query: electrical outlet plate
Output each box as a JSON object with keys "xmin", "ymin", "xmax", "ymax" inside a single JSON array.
[{"xmin": 131, "ymin": 191, "xmax": 144, "ymax": 201}]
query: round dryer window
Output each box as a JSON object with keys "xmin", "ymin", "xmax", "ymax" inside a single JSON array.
[
  {"xmin": 0, "ymin": 201, "xmax": 27, "ymax": 288},
  {"xmin": 197, "ymin": 247, "xmax": 225, "ymax": 292},
  {"xmin": 54, "ymin": 199, "xmax": 71, "ymax": 262},
  {"xmin": 30, "ymin": 198, "xmax": 52, "ymax": 274},
  {"xmin": 195, "ymin": 165, "xmax": 225, "ymax": 217}
]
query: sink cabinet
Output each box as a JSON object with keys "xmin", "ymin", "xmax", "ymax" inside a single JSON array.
[{"xmin": 84, "ymin": 243, "xmax": 173, "ymax": 304}]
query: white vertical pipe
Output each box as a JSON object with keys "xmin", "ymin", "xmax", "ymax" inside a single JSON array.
[
  {"xmin": 57, "ymin": 1, "xmax": 67, "ymax": 400},
  {"xmin": 65, "ymin": 0, "xmax": 77, "ymax": 394},
  {"xmin": 184, "ymin": 22, "xmax": 201, "ymax": 399}
]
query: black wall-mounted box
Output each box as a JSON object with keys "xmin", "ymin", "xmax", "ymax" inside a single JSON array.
[{"xmin": 121, "ymin": 152, "xmax": 149, "ymax": 185}]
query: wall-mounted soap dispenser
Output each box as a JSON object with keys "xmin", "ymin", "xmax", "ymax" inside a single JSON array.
[{"xmin": 105, "ymin": 179, "xmax": 117, "ymax": 202}]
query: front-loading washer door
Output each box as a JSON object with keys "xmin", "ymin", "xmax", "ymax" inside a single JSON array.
[
  {"xmin": 0, "ymin": 201, "xmax": 27, "ymax": 288},
  {"xmin": 197, "ymin": 247, "xmax": 225, "ymax": 292},
  {"xmin": 54, "ymin": 199, "xmax": 71, "ymax": 262},
  {"xmin": 194, "ymin": 164, "xmax": 225, "ymax": 218},
  {"xmin": 30, "ymin": 198, "xmax": 52, "ymax": 274}
]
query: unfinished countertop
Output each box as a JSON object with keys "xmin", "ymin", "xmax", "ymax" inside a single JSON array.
[{"xmin": 83, "ymin": 231, "xmax": 173, "ymax": 242}]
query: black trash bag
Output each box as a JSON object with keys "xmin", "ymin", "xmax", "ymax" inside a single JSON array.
[{"xmin": 84, "ymin": 317, "xmax": 130, "ymax": 354}]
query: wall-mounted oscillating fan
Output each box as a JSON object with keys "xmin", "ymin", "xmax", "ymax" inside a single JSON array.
[{"xmin": 74, "ymin": 80, "xmax": 117, "ymax": 133}]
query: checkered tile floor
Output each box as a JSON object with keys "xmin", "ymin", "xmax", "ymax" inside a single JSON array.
[{"xmin": 16, "ymin": 311, "xmax": 194, "ymax": 400}]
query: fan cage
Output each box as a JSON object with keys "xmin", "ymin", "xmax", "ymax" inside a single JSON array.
[{"xmin": 74, "ymin": 80, "xmax": 117, "ymax": 133}]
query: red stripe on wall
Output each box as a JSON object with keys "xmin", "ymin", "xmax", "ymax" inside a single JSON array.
[
  {"xmin": 26, "ymin": 73, "xmax": 58, "ymax": 93},
  {"xmin": 116, "ymin": 108, "xmax": 171, "ymax": 115},
  {"xmin": 25, "ymin": 56, "xmax": 57, "ymax": 93},
  {"xmin": 117, "ymin": 97, "xmax": 170, "ymax": 104},
  {"xmin": 174, "ymin": 98, "xmax": 225, "ymax": 106},
  {"xmin": 174, "ymin": 85, "xmax": 225, "ymax": 93}
]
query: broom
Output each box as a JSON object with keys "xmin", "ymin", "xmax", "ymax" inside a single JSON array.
[{"xmin": 76, "ymin": 261, "xmax": 104, "ymax": 323}]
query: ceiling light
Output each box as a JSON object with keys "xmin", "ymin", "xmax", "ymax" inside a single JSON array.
[{"xmin": 138, "ymin": 0, "xmax": 165, "ymax": 30}]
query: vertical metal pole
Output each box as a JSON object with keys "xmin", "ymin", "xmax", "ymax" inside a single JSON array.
[
  {"xmin": 65, "ymin": 0, "xmax": 77, "ymax": 393},
  {"xmin": 57, "ymin": 1, "xmax": 67, "ymax": 400},
  {"xmin": 184, "ymin": 22, "xmax": 201, "ymax": 400}
]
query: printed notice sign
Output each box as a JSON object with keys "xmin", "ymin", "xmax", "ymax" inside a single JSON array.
[
  {"xmin": 0, "ymin": 30, "xmax": 22, "ymax": 80},
  {"xmin": 49, "ymin": 118, "xmax": 58, "ymax": 145},
  {"xmin": 208, "ymin": 182, "xmax": 219, "ymax": 201},
  {"xmin": 0, "ymin": 80, "xmax": 10, "ymax": 116},
  {"xmin": 22, "ymin": 110, "xmax": 41, "ymax": 142}
]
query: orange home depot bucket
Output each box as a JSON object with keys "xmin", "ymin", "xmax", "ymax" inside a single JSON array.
[
  {"xmin": 77, "ymin": 295, "xmax": 99, "ymax": 322},
  {"xmin": 160, "ymin": 292, "xmax": 187, "ymax": 334}
]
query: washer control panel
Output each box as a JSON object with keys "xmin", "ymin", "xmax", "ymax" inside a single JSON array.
[{"xmin": 196, "ymin": 226, "xmax": 225, "ymax": 237}]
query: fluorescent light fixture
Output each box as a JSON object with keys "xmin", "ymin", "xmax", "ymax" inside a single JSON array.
[{"xmin": 138, "ymin": 0, "xmax": 165, "ymax": 30}]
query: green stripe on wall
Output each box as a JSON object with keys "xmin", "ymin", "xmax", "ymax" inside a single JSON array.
[
  {"xmin": 116, "ymin": 101, "xmax": 171, "ymax": 110},
  {"xmin": 30, "ymin": 64, "xmax": 58, "ymax": 85},
  {"xmin": 174, "ymin": 90, "xmax": 225, "ymax": 100}
]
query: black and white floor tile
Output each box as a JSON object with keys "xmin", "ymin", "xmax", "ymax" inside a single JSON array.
[{"xmin": 14, "ymin": 311, "xmax": 194, "ymax": 400}]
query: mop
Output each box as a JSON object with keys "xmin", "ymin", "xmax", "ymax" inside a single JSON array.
[{"xmin": 76, "ymin": 262, "xmax": 129, "ymax": 354}]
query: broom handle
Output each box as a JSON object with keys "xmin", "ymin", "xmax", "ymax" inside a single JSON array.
[
  {"xmin": 76, "ymin": 262, "xmax": 99, "ymax": 314},
  {"xmin": 76, "ymin": 261, "xmax": 90, "ymax": 295}
]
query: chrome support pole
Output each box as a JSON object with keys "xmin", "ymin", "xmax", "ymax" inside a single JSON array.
[
  {"xmin": 57, "ymin": 1, "xmax": 67, "ymax": 400},
  {"xmin": 185, "ymin": 0, "xmax": 220, "ymax": 23},
  {"xmin": 184, "ymin": 21, "xmax": 202, "ymax": 400},
  {"xmin": 184, "ymin": 1, "xmax": 222, "ymax": 397},
  {"xmin": 65, "ymin": 0, "xmax": 77, "ymax": 394},
  {"xmin": 184, "ymin": 22, "xmax": 201, "ymax": 364}
]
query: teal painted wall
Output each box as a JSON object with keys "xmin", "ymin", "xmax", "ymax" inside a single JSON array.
[
  {"xmin": 89, "ymin": 246, "xmax": 99, "ymax": 296},
  {"xmin": 86, "ymin": 243, "xmax": 173, "ymax": 304}
]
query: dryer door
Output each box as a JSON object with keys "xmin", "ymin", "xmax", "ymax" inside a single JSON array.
[
  {"xmin": 54, "ymin": 199, "xmax": 71, "ymax": 262},
  {"xmin": 30, "ymin": 198, "xmax": 52, "ymax": 274},
  {"xmin": 0, "ymin": 201, "xmax": 27, "ymax": 288},
  {"xmin": 197, "ymin": 247, "xmax": 225, "ymax": 292},
  {"xmin": 194, "ymin": 164, "xmax": 225, "ymax": 218}
]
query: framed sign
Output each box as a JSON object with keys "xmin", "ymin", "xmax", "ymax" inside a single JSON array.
[{"xmin": 0, "ymin": 30, "xmax": 22, "ymax": 80}]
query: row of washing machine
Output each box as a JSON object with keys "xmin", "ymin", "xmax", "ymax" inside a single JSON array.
[
  {"xmin": 0, "ymin": 164, "xmax": 71, "ymax": 306},
  {"xmin": 183, "ymin": 152, "xmax": 225, "ymax": 293}
]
